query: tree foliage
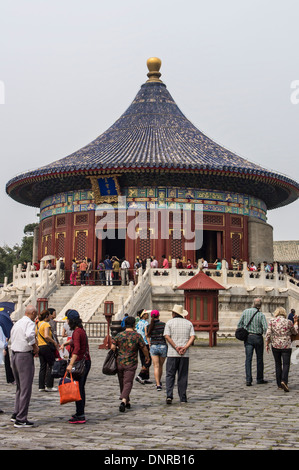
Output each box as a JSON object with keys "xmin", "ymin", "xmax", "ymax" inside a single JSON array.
[{"xmin": 0, "ymin": 223, "xmax": 38, "ymax": 284}]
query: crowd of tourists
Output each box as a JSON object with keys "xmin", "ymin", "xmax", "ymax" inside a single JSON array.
[
  {"xmin": 21, "ymin": 254, "xmax": 299, "ymax": 287},
  {"xmin": 0, "ymin": 301, "xmax": 196, "ymax": 427},
  {"xmin": 0, "ymin": 295, "xmax": 298, "ymax": 428}
]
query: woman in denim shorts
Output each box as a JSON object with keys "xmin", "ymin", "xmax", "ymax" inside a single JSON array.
[{"xmin": 147, "ymin": 310, "xmax": 167, "ymax": 390}]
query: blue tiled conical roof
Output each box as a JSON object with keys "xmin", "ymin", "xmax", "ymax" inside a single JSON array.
[{"xmin": 6, "ymin": 58, "xmax": 299, "ymax": 209}]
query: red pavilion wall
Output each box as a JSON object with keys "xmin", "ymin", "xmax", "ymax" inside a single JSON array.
[{"xmin": 38, "ymin": 210, "xmax": 248, "ymax": 272}]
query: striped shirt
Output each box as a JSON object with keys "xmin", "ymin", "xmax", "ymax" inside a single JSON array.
[
  {"xmin": 149, "ymin": 320, "xmax": 166, "ymax": 346},
  {"xmin": 237, "ymin": 308, "xmax": 268, "ymax": 335}
]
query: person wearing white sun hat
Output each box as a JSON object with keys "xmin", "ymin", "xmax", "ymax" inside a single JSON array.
[{"xmin": 164, "ymin": 304, "xmax": 195, "ymax": 405}]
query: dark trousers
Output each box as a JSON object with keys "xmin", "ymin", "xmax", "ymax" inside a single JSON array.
[
  {"xmin": 80, "ymin": 271, "xmax": 86, "ymax": 284},
  {"xmin": 11, "ymin": 351, "xmax": 35, "ymax": 422},
  {"xmin": 138, "ymin": 345, "xmax": 151, "ymax": 380},
  {"xmin": 76, "ymin": 359, "xmax": 91, "ymax": 417},
  {"xmin": 38, "ymin": 345, "xmax": 55, "ymax": 389},
  {"xmin": 271, "ymin": 347, "xmax": 292, "ymax": 386},
  {"xmin": 5, "ymin": 347, "xmax": 15, "ymax": 383},
  {"xmin": 166, "ymin": 356, "xmax": 189, "ymax": 402},
  {"xmin": 117, "ymin": 364, "xmax": 137, "ymax": 402},
  {"xmin": 244, "ymin": 334, "xmax": 264, "ymax": 383}
]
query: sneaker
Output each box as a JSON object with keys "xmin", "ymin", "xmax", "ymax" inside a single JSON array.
[
  {"xmin": 11, "ymin": 413, "xmax": 17, "ymax": 422},
  {"xmin": 156, "ymin": 385, "xmax": 162, "ymax": 391},
  {"xmin": 143, "ymin": 380, "xmax": 153, "ymax": 384},
  {"xmin": 39, "ymin": 388, "xmax": 46, "ymax": 392},
  {"xmin": 14, "ymin": 420, "xmax": 34, "ymax": 428},
  {"xmin": 45, "ymin": 387, "xmax": 58, "ymax": 392},
  {"xmin": 135, "ymin": 376, "xmax": 145, "ymax": 385},
  {"xmin": 166, "ymin": 397, "xmax": 172, "ymax": 405},
  {"xmin": 119, "ymin": 402, "xmax": 126, "ymax": 412},
  {"xmin": 69, "ymin": 415, "xmax": 86, "ymax": 424}
]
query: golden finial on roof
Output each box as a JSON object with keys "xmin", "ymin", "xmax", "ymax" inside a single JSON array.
[{"xmin": 146, "ymin": 57, "xmax": 162, "ymax": 82}]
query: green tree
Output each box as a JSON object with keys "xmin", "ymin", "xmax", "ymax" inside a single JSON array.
[{"xmin": 0, "ymin": 223, "xmax": 38, "ymax": 284}]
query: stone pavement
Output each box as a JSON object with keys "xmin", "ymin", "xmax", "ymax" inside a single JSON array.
[{"xmin": 1, "ymin": 339, "xmax": 299, "ymax": 451}]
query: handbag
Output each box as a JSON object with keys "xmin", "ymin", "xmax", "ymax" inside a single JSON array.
[
  {"xmin": 51, "ymin": 359, "xmax": 67, "ymax": 378},
  {"xmin": 102, "ymin": 349, "xmax": 118, "ymax": 375},
  {"xmin": 235, "ymin": 309, "xmax": 259, "ymax": 341},
  {"xmin": 58, "ymin": 372, "xmax": 81, "ymax": 405},
  {"xmin": 70, "ymin": 358, "xmax": 86, "ymax": 380},
  {"xmin": 68, "ymin": 329, "xmax": 88, "ymax": 380}
]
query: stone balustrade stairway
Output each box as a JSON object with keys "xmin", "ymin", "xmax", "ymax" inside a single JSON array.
[{"xmin": 48, "ymin": 284, "xmax": 131, "ymax": 323}]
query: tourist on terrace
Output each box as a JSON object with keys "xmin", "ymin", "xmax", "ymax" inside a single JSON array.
[
  {"xmin": 161, "ymin": 255, "xmax": 169, "ymax": 269},
  {"xmin": 121, "ymin": 257, "xmax": 130, "ymax": 285},
  {"xmin": 214, "ymin": 259, "xmax": 222, "ymax": 270},
  {"xmin": 79, "ymin": 258, "xmax": 87, "ymax": 285},
  {"xmin": 104, "ymin": 255, "xmax": 113, "ymax": 286},
  {"xmin": 249, "ymin": 262, "xmax": 257, "ymax": 271},
  {"xmin": 150, "ymin": 256, "xmax": 158, "ymax": 268},
  {"xmin": 97, "ymin": 259, "xmax": 105, "ymax": 285},
  {"xmin": 70, "ymin": 259, "xmax": 77, "ymax": 286}
]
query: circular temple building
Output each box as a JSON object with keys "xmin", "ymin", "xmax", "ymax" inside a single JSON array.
[{"xmin": 6, "ymin": 58, "xmax": 299, "ymax": 273}]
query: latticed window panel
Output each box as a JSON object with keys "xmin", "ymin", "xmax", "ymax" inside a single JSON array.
[
  {"xmin": 231, "ymin": 216, "xmax": 242, "ymax": 227},
  {"xmin": 75, "ymin": 231, "xmax": 87, "ymax": 260},
  {"xmin": 57, "ymin": 216, "xmax": 66, "ymax": 227},
  {"xmin": 139, "ymin": 229, "xmax": 151, "ymax": 260},
  {"xmin": 231, "ymin": 233, "xmax": 242, "ymax": 259},
  {"xmin": 203, "ymin": 214, "xmax": 223, "ymax": 225},
  {"xmin": 42, "ymin": 235, "xmax": 52, "ymax": 256},
  {"xmin": 56, "ymin": 233, "xmax": 65, "ymax": 259},
  {"xmin": 43, "ymin": 218, "xmax": 53, "ymax": 230},
  {"xmin": 75, "ymin": 214, "xmax": 88, "ymax": 225},
  {"xmin": 170, "ymin": 231, "xmax": 183, "ymax": 259}
]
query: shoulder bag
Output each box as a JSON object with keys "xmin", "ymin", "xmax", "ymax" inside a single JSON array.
[
  {"xmin": 69, "ymin": 329, "xmax": 88, "ymax": 380},
  {"xmin": 235, "ymin": 309, "xmax": 259, "ymax": 341},
  {"xmin": 51, "ymin": 359, "xmax": 67, "ymax": 378},
  {"xmin": 37, "ymin": 322, "xmax": 57, "ymax": 352},
  {"xmin": 102, "ymin": 349, "xmax": 118, "ymax": 375}
]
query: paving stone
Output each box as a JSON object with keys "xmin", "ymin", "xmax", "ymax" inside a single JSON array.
[{"xmin": 1, "ymin": 339, "xmax": 299, "ymax": 450}]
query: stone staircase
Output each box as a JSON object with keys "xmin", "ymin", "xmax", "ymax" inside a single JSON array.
[
  {"xmin": 92, "ymin": 286, "xmax": 131, "ymax": 322},
  {"xmin": 48, "ymin": 285, "xmax": 131, "ymax": 323},
  {"xmin": 48, "ymin": 285, "xmax": 81, "ymax": 315}
]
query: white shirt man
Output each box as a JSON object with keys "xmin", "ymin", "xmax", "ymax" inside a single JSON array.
[
  {"xmin": 121, "ymin": 259, "xmax": 130, "ymax": 285},
  {"xmin": 10, "ymin": 305, "xmax": 39, "ymax": 428}
]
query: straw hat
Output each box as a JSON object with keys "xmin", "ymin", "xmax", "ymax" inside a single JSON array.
[
  {"xmin": 139, "ymin": 309, "xmax": 150, "ymax": 318},
  {"xmin": 172, "ymin": 304, "xmax": 188, "ymax": 317}
]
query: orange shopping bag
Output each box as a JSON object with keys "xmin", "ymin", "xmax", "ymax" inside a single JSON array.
[{"xmin": 58, "ymin": 372, "xmax": 81, "ymax": 405}]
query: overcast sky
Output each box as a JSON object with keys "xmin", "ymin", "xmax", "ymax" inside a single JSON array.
[{"xmin": 0, "ymin": 0, "xmax": 298, "ymax": 247}]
